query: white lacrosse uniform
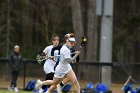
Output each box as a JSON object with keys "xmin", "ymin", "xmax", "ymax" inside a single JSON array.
[
  {"xmin": 54, "ymin": 44, "xmax": 72, "ymax": 78},
  {"xmin": 43, "ymin": 45, "xmax": 56, "ymax": 74}
]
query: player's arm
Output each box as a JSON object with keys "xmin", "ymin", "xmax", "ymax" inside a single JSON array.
[
  {"xmin": 9, "ymin": 53, "xmax": 16, "ymax": 70},
  {"xmin": 42, "ymin": 46, "xmax": 53, "ymax": 59},
  {"xmin": 19, "ymin": 54, "xmax": 24, "ymax": 70},
  {"xmin": 71, "ymin": 48, "xmax": 80, "ymax": 62},
  {"xmin": 63, "ymin": 50, "xmax": 81, "ymax": 63}
]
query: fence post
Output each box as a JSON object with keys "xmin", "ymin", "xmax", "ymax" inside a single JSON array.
[{"xmin": 23, "ymin": 60, "xmax": 26, "ymax": 89}]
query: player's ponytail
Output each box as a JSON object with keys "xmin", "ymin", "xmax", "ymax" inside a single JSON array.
[
  {"xmin": 65, "ymin": 33, "xmax": 75, "ymax": 38},
  {"xmin": 69, "ymin": 33, "xmax": 75, "ymax": 38}
]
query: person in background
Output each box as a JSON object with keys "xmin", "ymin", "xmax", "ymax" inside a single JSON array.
[{"xmin": 8, "ymin": 45, "xmax": 23, "ymax": 92}]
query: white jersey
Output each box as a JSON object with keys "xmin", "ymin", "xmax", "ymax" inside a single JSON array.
[
  {"xmin": 54, "ymin": 44, "xmax": 72, "ymax": 78},
  {"xmin": 43, "ymin": 45, "xmax": 56, "ymax": 74},
  {"xmin": 54, "ymin": 50, "xmax": 60, "ymax": 62}
]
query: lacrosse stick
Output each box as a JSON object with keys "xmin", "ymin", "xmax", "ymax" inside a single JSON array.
[
  {"xmin": 36, "ymin": 36, "xmax": 87, "ymax": 64},
  {"xmin": 70, "ymin": 36, "xmax": 87, "ymax": 55},
  {"xmin": 121, "ymin": 75, "xmax": 132, "ymax": 90},
  {"xmin": 36, "ymin": 48, "xmax": 52, "ymax": 64},
  {"xmin": 79, "ymin": 36, "xmax": 87, "ymax": 50},
  {"xmin": 36, "ymin": 54, "xmax": 50, "ymax": 64}
]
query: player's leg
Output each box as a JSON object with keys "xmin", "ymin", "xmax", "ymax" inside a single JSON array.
[
  {"xmin": 42, "ymin": 80, "xmax": 55, "ymax": 85},
  {"xmin": 11, "ymin": 71, "xmax": 15, "ymax": 87},
  {"xmin": 46, "ymin": 76, "xmax": 63, "ymax": 93},
  {"xmin": 8, "ymin": 71, "xmax": 15, "ymax": 91},
  {"xmin": 14, "ymin": 71, "xmax": 19, "ymax": 87},
  {"xmin": 12, "ymin": 71, "xmax": 17, "ymax": 88},
  {"xmin": 35, "ymin": 79, "xmax": 53, "ymax": 89},
  {"xmin": 14, "ymin": 71, "xmax": 19, "ymax": 92},
  {"xmin": 41, "ymin": 73, "xmax": 54, "ymax": 91},
  {"xmin": 62, "ymin": 78, "xmax": 70, "ymax": 85},
  {"xmin": 59, "ymin": 78, "xmax": 71, "ymax": 90},
  {"xmin": 66, "ymin": 69, "xmax": 80, "ymax": 93},
  {"xmin": 42, "ymin": 72, "xmax": 63, "ymax": 93}
]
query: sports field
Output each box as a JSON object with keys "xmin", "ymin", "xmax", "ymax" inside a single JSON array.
[
  {"xmin": 0, "ymin": 90, "xmax": 32, "ymax": 93},
  {"xmin": 0, "ymin": 80, "xmax": 131, "ymax": 93},
  {"xmin": 0, "ymin": 84, "xmax": 125, "ymax": 93},
  {"xmin": 0, "ymin": 78, "xmax": 137, "ymax": 93}
]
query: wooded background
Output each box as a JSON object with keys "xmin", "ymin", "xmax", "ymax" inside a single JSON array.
[{"xmin": 0, "ymin": 0, "xmax": 140, "ymax": 63}]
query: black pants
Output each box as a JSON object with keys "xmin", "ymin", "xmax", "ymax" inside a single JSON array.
[
  {"xmin": 10, "ymin": 71, "xmax": 19, "ymax": 87},
  {"xmin": 42, "ymin": 72, "xmax": 54, "ymax": 89}
]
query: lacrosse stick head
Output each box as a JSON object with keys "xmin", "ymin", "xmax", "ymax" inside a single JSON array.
[
  {"xmin": 81, "ymin": 36, "xmax": 87, "ymax": 46},
  {"xmin": 36, "ymin": 54, "xmax": 49, "ymax": 64},
  {"xmin": 36, "ymin": 47, "xmax": 48, "ymax": 64}
]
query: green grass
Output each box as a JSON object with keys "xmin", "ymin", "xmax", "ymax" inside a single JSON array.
[{"xmin": 0, "ymin": 90, "xmax": 33, "ymax": 93}]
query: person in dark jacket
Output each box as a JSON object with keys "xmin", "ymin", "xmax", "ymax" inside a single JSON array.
[{"xmin": 8, "ymin": 45, "xmax": 23, "ymax": 92}]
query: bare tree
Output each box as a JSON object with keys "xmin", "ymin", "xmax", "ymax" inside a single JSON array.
[
  {"xmin": 86, "ymin": 0, "xmax": 97, "ymax": 61},
  {"xmin": 6, "ymin": 0, "xmax": 11, "ymax": 58},
  {"xmin": 70, "ymin": 0, "xmax": 85, "ymax": 59}
]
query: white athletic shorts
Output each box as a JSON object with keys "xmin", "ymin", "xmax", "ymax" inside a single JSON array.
[{"xmin": 54, "ymin": 64, "xmax": 72, "ymax": 78}]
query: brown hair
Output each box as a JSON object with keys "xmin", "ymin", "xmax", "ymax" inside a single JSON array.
[
  {"xmin": 69, "ymin": 33, "xmax": 75, "ymax": 37},
  {"xmin": 51, "ymin": 34, "xmax": 59, "ymax": 41},
  {"xmin": 65, "ymin": 33, "xmax": 75, "ymax": 38}
]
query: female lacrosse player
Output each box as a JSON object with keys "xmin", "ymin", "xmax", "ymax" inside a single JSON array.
[
  {"xmin": 35, "ymin": 33, "xmax": 81, "ymax": 93},
  {"xmin": 39, "ymin": 35, "xmax": 61, "ymax": 93}
]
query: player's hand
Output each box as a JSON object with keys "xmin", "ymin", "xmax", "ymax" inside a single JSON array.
[
  {"xmin": 49, "ymin": 56, "xmax": 54, "ymax": 60},
  {"xmin": 75, "ymin": 51, "xmax": 81, "ymax": 55}
]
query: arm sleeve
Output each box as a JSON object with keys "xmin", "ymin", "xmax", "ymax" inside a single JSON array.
[
  {"xmin": 19, "ymin": 55, "xmax": 23, "ymax": 70},
  {"xmin": 63, "ymin": 54, "xmax": 79, "ymax": 63},
  {"xmin": 62, "ymin": 49, "xmax": 79, "ymax": 63},
  {"xmin": 9, "ymin": 54, "xmax": 15, "ymax": 70},
  {"xmin": 43, "ymin": 47, "xmax": 49, "ymax": 55}
]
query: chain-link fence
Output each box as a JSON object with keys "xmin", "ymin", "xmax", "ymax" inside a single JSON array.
[{"xmin": 0, "ymin": 59, "xmax": 140, "ymax": 90}]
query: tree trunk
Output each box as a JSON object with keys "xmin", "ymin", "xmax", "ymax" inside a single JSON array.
[
  {"xmin": 86, "ymin": 0, "xmax": 97, "ymax": 61},
  {"xmin": 21, "ymin": 0, "xmax": 33, "ymax": 49},
  {"xmin": 70, "ymin": 0, "xmax": 84, "ymax": 60}
]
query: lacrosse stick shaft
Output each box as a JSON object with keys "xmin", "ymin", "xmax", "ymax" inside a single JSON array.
[{"xmin": 121, "ymin": 75, "xmax": 132, "ymax": 90}]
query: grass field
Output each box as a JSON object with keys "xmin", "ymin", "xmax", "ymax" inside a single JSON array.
[
  {"xmin": 0, "ymin": 78, "xmax": 138, "ymax": 93},
  {"xmin": 0, "ymin": 83, "xmax": 125, "ymax": 93},
  {"xmin": 0, "ymin": 84, "xmax": 122, "ymax": 93},
  {"xmin": 0, "ymin": 84, "xmax": 134, "ymax": 93},
  {"xmin": 0, "ymin": 90, "xmax": 33, "ymax": 93}
]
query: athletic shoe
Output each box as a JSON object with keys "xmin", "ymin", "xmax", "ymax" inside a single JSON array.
[
  {"xmin": 57, "ymin": 84, "xmax": 62, "ymax": 93},
  {"xmin": 14, "ymin": 87, "xmax": 19, "ymax": 92},
  {"xmin": 35, "ymin": 79, "xmax": 42, "ymax": 89},
  {"xmin": 8, "ymin": 86, "xmax": 13, "ymax": 91},
  {"xmin": 38, "ymin": 87, "xmax": 44, "ymax": 93}
]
